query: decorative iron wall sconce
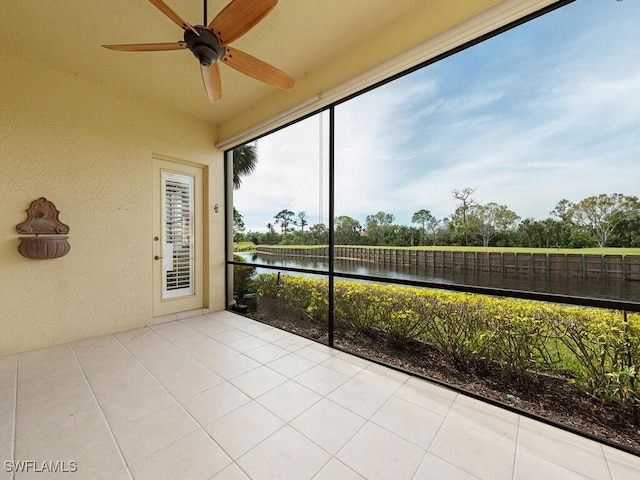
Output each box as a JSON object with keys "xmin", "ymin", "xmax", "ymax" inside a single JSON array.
[{"xmin": 16, "ymin": 198, "xmax": 70, "ymax": 259}]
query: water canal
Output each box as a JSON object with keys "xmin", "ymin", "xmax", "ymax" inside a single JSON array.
[{"xmin": 235, "ymin": 251, "xmax": 640, "ymax": 303}]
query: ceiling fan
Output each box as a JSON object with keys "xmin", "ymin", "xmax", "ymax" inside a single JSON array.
[{"xmin": 102, "ymin": 0, "xmax": 296, "ymax": 103}]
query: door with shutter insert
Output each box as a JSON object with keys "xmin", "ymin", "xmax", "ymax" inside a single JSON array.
[{"xmin": 152, "ymin": 158, "xmax": 204, "ymax": 317}]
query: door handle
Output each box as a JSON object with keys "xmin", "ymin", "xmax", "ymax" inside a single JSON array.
[{"xmin": 154, "ymin": 255, "xmax": 163, "ymax": 261}]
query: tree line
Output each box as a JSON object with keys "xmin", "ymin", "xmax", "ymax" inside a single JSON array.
[{"xmin": 234, "ymin": 189, "xmax": 640, "ymax": 248}]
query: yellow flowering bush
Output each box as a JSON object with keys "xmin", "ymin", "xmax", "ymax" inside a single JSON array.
[{"xmin": 252, "ymin": 273, "xmax": 640, "ymax": 410}]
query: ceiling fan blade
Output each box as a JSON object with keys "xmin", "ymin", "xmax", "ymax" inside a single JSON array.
[
  {"xmin": 222, "ymin": 47, "xmax": 295, "ymax": 89},
  {"xmin": 209, "ymin": 0, "xmax": 278, "ymax": 46},
  {"xmin": 102, "ymin": 42, "xmax": 187, "ymax": 52},
  {"xmin": 148, "ymin": 0, "xmax": 196, "ymax": 32},
  {"xmin": 201, "ymin": 63, "xmax": 223, "ymax": 103}
]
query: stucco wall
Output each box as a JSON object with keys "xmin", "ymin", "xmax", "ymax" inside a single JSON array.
[{"xmin": 0, "ymin": 46, "xmax": 225, "ymax": 355}]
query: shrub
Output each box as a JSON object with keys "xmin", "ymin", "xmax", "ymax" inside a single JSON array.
[
  {"xmin": 551, "ymin": 307, "xmax": 640, "ymax": 410},
  {"xmin": 481, "ymin": 299, "xmax": 557, "ymax": 379},
  {"xmin": 417, "ymin": 290, "xmax": 489, "ymax": 367},
  {"xmin": 251, "ymin": 273, "xmax": 640, "ymax": 413},
  {"xmin": 232, "ymin": 254, "xmax": 256, "ymax": 299}
]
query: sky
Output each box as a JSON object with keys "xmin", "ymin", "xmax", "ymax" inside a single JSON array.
[{"xmin": 234, "ymin": 0, "xmax": 640, "ymax": 233}]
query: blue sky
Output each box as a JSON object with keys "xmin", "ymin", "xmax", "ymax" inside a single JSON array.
[{"xmin": 235, "ymin": 0, "xmax": 640, "ymax": 233}]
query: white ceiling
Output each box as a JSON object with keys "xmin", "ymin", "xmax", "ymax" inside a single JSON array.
[{"xmin": 1, "ymin": 1, "xmax": 508, "ymax": 130}]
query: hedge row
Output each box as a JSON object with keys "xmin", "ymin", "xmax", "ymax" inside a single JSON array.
[{"xmin": 252, "ymin": 273, "xmax": 640, "ymax": 411}]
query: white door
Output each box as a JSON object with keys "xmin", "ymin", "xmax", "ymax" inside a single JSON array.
[{"xmin": 153, "ymin": 159, "xmax": 204, "ymax": 317}]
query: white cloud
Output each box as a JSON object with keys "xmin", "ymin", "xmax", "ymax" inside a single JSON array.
[{"xmin": 235, "ymin": 0, "xmax": 640, "ymax": 232}]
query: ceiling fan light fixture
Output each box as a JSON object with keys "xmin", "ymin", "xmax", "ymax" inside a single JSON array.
[
  {"xmin": 103, "ymin": 0, "xmax": 295, "ymax": 102},
  {"xmin": 184, "ymin": 26, "xmax": 225, "ymax": 67}
]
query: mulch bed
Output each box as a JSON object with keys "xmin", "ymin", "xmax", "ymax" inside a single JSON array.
[{"xmin": 246, "ymin": 309, "xmax": 640, "ymax": 455}]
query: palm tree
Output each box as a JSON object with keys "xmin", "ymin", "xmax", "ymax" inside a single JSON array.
[{"xmin": 232, "ymin": 142, "xmax": 257, "ymax": 189}]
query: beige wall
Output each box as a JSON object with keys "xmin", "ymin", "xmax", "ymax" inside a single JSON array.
[{"xmin": 0, "ymin": 46, "xmax": 225, "ymax": 355}]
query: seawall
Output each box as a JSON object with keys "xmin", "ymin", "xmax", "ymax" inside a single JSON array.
[{"xmin": 255, "ymin": 246, "xmax": 640, "ymax": 281}]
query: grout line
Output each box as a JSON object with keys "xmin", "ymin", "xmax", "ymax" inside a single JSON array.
[
  {"xmin": 112, "ymin": 329, "xmax": 241, "ymax": 475},
  {"xmin": 69, "ymin": 339, "xmax": 135, "ymax": 480},
  {"xmin": 175, "ymin": 316, "xmax": 341, "ymax": 477},
  {"xmin": 601, "ymin": 442, "xmax": 618, "ymax": 480},
  {"xmin": 511, "ymin": 415, "xmax": 522, "ymax": 480}
]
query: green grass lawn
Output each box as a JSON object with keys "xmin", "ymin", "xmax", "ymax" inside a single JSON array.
[{"xmin": 233, "ymin": 241, "xmax": 257, "ymax": 252}]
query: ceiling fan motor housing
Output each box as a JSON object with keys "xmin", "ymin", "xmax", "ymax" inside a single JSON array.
[{"xmin": 184, "ymin": 26, "xmax": 225, "ymax": 67}]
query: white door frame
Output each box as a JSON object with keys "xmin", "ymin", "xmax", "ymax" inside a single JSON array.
[{"xmin": 152, "ymin": 157, "xmax": 204, "ymax": 317}]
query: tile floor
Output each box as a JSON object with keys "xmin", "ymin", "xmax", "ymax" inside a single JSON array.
[{"xmin": 1, "ymin": 310, "xmax": 639, "ymax": 479}]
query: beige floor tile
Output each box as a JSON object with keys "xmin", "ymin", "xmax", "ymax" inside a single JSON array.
[
  {"xmin": 327, "ymin": 378, "xmax": 390, "ymax": 418},
  {"xmin": 272, "ymin": 334, "xmax": 313, "ymax": 352},
  {"xmin": 15, "ymin": 432, "xmax": 128, "ymax": 480},
  {"xmin": 183, "ymin": 339, "xmax": 237, "ymax": 359},
  {"xmin": 371, "ymin": 396, "xmax": 444, "ymax": 449},
  {"xmin": 15, "ymin": 404, "xmax": 109, "ymax": 459},
  {"xmin": 97, "ymin": 385, "xmax": 175, "ymax": 428},
  {"xmin": 185, "ymin": 319, "xmax": 235, "ymax": 337},
  {"xmin": 17, "ymin": 370, "xmax": 87, "ymax": 408},
  {"xmin": 136, "ymin": 348, "xmax": 200, "ymax": 375},
  {"xmin": 75, "ymin": 350, "xmax": 138, "ymax": 378},
  {"xmin": 153, "ymin": 327, "xmax": 217, "ymax": 354},
  {"xmin": 295, "ymin": 344, "xmax": 336, "ymax": 363},
  {"xmin": 266, "ymin": 352, "xmax": 317, "ymax": 378},
  {"xmin": 513, "ymin": 449, "xmax": 593, "ymax": 480},
  {"xmin": 237, "ymin": 426, "xmax": 330, "ymax": 480},
  {"xmin": 17, "ymin": 352, "xmax": 79, "ymax": 387},
  {"xmin": 517, "ymin": 417, "xmax": 610, "ymax": 480},
  {"xmin": 15, "ymin": 386, "xmax": 97, "ymax": 435},
  {"xmin": 0, "ymin": 389, "xmax": 15, "ymax": 425},
  {"xmin": 337, "ymin": 422, "xmax": 425, "ymax": 480},
  {"xmin": 215, "ymin": 311, "xmax": 259, "ymax": 328},
  {"xmin": 210, "ymin": 463, "xmax": 250, "ymax": 479},
  {"xmin": 256, "ymin": 380, "xmax": 321, "ymax": 422},
  {"xmin": 254, "ymin": 328, "xmax": 293, "ymax": 343},
  {"xmin": 113, "ymin": 402, "xmax": 199, "ymax": 465},
  {"xmin": 5, "ymin": 313, "xmax": 635, "ymax": 480},
  {"xmin": 207, "ymin": 352, "xmax": 261, "ymax": 380},
  {"xmin": 446, "ymin": 394, "xmax": 520, "ymax": 442},
  {"xmin": 0, "ymin": 424, "xmax": 14, "ymax": 471},
  {"xmin": 229, "ymin": 366, "xmax": 287, "ymax": 398},
  {"xmin": 89, "ymin": 369, "xmax": 169, "ymax": 407},
  {"xmin": 313, "ymin": 458, "xmax": 366, "ymax": 480},
  {"xmin": 0, "ymin": 356, "xmax": 16, "ymax": 399},
  {"xmin": 243, "ymin": 344, "xmax": 289, "ymax": 364},
  {"xmin": 209, "ymin": 329, "xmax": 252, "ymax": 344},
  {"xmin": 235, "ymin": 322, "xmax": 274, "ymax": 336},
  {"xmin": 17, "ymin": 344, "xmax": 70, "ymax": 360},
  {"xmin": 294, "ymin": 365, "xmax": 349, "ymax": 396},
  {"xmin": 413, "ymin": 453, "xmax": 480, "ymax": 479},
  {"xmin": 394, "ymin": 376, "xmax": 457, "ymax": 416},
  {"xmin": 191, "ymin": 344, "xmax": 246, "ymax": 368},
  {"xmin": 157, "ymin": 366, "xmax": 226, "ymax": 402},
  {"xmin": 0, "ymin": 354, "xmax": 17, "ymax": 371},
  {"xmin": 290, "ymin": 398, "xmax": 366, "ymax": 454},
  {"xmin": 130, "ymin": 429, "xmax": 230, "ymax": 480},
  {"xmin": 182, "ymin": 382, "xmax": 251, "ymax": 424},
  {"xmin": 321, "ymin": 354, "xmax": 369, "ymax": 377},
  {"xmin": 607, "ymin": 457, "xmax": 640, "ymax": 480},
  {"xmin": 204, "ymin": 401, "xmax": 284, "ymax": 459},
  {"xmin": 227, "ymin": 335, "xmax": 270, "ymax": 353},
  {"xmin": 114, "ymin": 326, "xmax": 160, "ymax": 347},
  {"xmin": 603, "ymin": 445, "xmax": 640, "ymax": 469},
  {"xmin": 70, "ymin": 334, "xmax": 122, "ymax": 357},
  {"xmin": 353, "ymin": 363, "xmax": 409, "ymax": 394},
  {"xmin": 429, "ymin": 417, "xmax": 516, "ymax": 480}
]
